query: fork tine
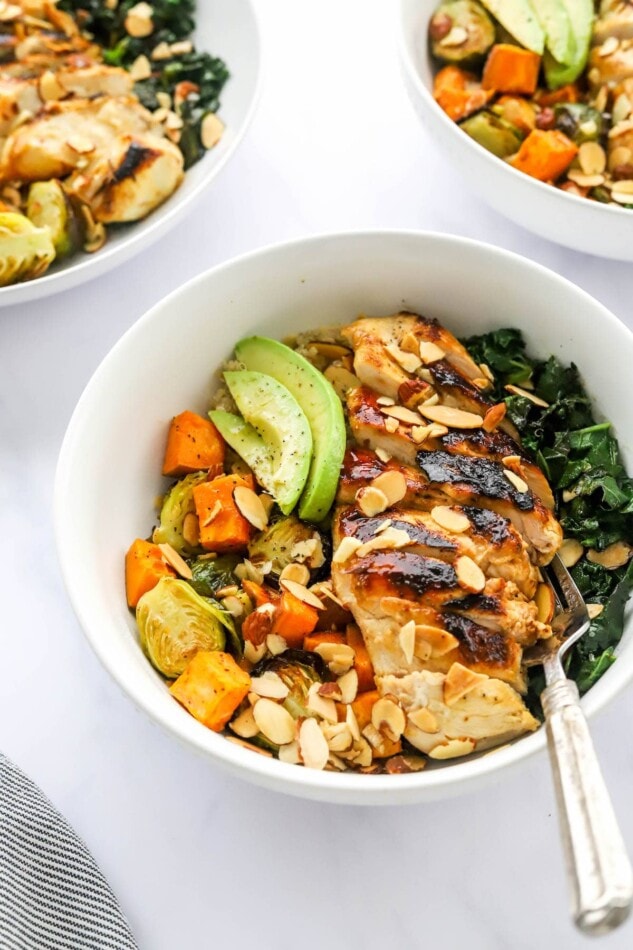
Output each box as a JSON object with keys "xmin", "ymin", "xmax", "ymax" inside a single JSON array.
[{"xmin": 548, "ymin": 554, "xmax": 587, "ymax": 612}]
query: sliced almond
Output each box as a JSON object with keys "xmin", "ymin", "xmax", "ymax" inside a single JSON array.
[
  {"xmin": 411, "ymin": 424, "xmax": 431, "ymax": 444},
  {"xmin": 421, "ymin": 392, "xmax": 440, "ymax": 407},
  {"xmin": 306, "ymin": 682, "xmax": 338, "ymax": 722},
  {"xmin": 428, "ymin": 738, "xmax": 476, "ymax": 760},
  {"xmin": 356, "ymin": 485, "xmax": 389, "ymax": 516},
  {"xmin": 279, "ymin": 578, "xmax": 324, "ymax": 609},
  {"xmin": 356, "ymin": 526, "xmax": 411, "ymax": 557},
  {"xmin": 299, "ymin": 717, "xmax": 329, "ymax": 770},
  {"xmin": 278, "ymin": 740, "xmax": 301, "ymax": 764},
  {"xmin": 430, "ymin": 505, "xmax": 470, "ymax": 534},
  {"xmin": 129, "ymin": 53, "xmax": 152, "ymax": 81},
  {"xmin": 201, "ymin": 113, "xmax": 224, "ymax": 150},
  {"xmin": 384, "ymin": 416, "xmax": 399, "ymax": 433},
  {"xmin": 578, "ymin": 140, "xmax": 607, "ymax": 176},
  {"xmin": 414, "ymin": 639, "xmax": 432, "ymax": 662},
  {"xmin": 279, "ymin": 562, "xmax": 310, "ymax": 586},
  {"xmin": 39, "ymin": 70, "xmax": 66, "ymax": 102},
  {"xmin": 587, "ymin": 541, "xmax": 633, "ymax": 570},
  {"xmin": 337, "ymin": 668, "xmax": 359, "ymax": 705},
  {"xmin": 229, "ymin": 706, "xmax": 259, "ymax": 738},
  {"xmin": 314, "ymin": 642, "xmax": 356, "ymax": 675},
  {"xmin": 266, "ymin": 634, "xmax": 288, "ymax": 656},
  {"xmin": 380, "ymin": 404, "xmax": 424, "ymax": 426},
  {"xmin": 375, "ymin": 447, "xmax": 392, "ymax": 463},
  {"xmin": 243, "ymin": 640, "xmax": 267, "ymax": 665},
  {"xmin": 124, "ymin": 1, "xmax": 154, "ymax": 37},
  {"xmin": 346, "ymin": 704, "xmax": 361, "ymax": 742},
  {"xmin": 505, "ymin": 384, "xmax": 549, "ymax": 407},
  {"xmin": 408, "ymin": 707, "xmax": 439, "ymax": 733},
  {"xmin": 252, "ymin": 698, "xmax": 296, "ymax": 745},
  {"xmin": 350, "ymin": 737, "xmax": 373, "ymax": 768},
  {"xmin": 376, "ymin": 395, "xmax": 395, "ymax": 406},
  {"xmin": 501, "ymin": 454, "xmax": 522, "ymax": 468},
  {"xmin": 332, "ymin": 536, "xmax": 362, "ymax": 564},
  {"xmin": 419, "ymin": 341, "xmax": 445, "ymax": 363},
  {"xmin": 324, "ymin": 723, "xmax": 354, "ymax": 753},
  {"xmin": 318, "ymin": 681, "xmax": 343, "ymax": 702},
  {"xmin": 599, "ymin": 35, "xmax": 619, "ymax": 57},
  {"xmin": 504, "ymin": 469, "xmax": 529, "ymax": 494},
  {"xmin": 609, "ymin": 146, "xmax": 632, "ymax": 172},
  {"xmin": 222, "ymin": 595, "xmax": 245, "ymax": 618},
  {"xmin": 566, "ymin": 170, "xmax": 605, "ymax": 188},
  {"xmin": 472, "ymin": 377, "xmax": 491, "ymax": 390},
  {"xmin": 202, "ymin": 501, "xmax": 222, "ymax": 526},
  {"xmin": 170, "ymin": 39, "xmax": 193, "ymax": 55},
  {"xmin": 324, "ymin": 364, "xmax": 361, "ymax": 398},
  {"xmin": 587, "ymin": 603, "xmax": 604, "ymax": 620},
  {"xmin": 250, "ymin": 672, "xmax": 289, "ymax": 701},
  {"xmin": 415, "ymin": 624, "xmax": 459, "ymax": 657},
  {"xmin": 158, "ymin": 542, "xmax": 192, "ymax": 579},
  {"xmin": 535, "ymin": 583, "xmax": 555, "ymax": 624},
  {"xmin": 444, "ymin": 662, "xmax": 488, "ymax": 706},
  {"xmin": 362, "ymin": 722, "xmax": 386, "ymax": 750},
  {"xmin": 233, "ymin": 486, "xmax": 268, "ymax": 530},
  {"xmin": 482, "ymin": 403, "xmax": 506, "ymax": 432},
  {"xmin": 371, "ymin": 470, "xmax": 407, "ymax": 505},
  {"xmin": 151, "ymin": 41, "xmax": 172, "ymax": 60},
  {"xmin": 480, "ymin": 362, "xmax": 495, "ymax": 383},
  {"xmin": 156, "ymin": 91, "xmax": 172, "ymax": 110},
  {"xmin": 182, "ymin": 512, "xmax": 200, "ymax": 547},
  {"xmin": 559, "ymin": 538, "xmax": 584, "ymax": 568},
  {"xmin": 372, "ymin": 696, "xmax": 406, "ymax": 742},
  {"xmin": 427, "ymin": 423, "xmax": 449, "ymax": 438},
  {"xmin": 399, "ymin": 620, "xmax": 416, "ymax": 665},
  {"xmin": 418, "ymin": 405, "xmax": 483, "ymax": 429},
  {"xmin": 385, "ymin": 342, "xmax": 421, "ymax": 373},
  {"xmin": 610, "ymin": 190, "xmax": 633, "ymax": 205},
  {"xmin": 439, "ymin": 25, "xmax": 468, "ymax": 46},
  {"xmin": 613, "ymin": 93, "xmax": 632, "ymax": 126},
  {"xmin": 385, "ymin": 754, "xmax": 426, "ymax": 774},
  {"xmin": 454, "ymin": 555, "xmax": 485, "ymax": 593}
]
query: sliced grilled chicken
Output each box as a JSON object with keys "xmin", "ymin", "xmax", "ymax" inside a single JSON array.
[
  {"xmin": 334, "ymin": 505, "xmax": 539, "ymax": 597},
  {"xmin": 0, "ymin": 96, "xmax": 184, "ymax": 222},
  {"xmin": 380, "ymin": 668, "xmax": 539, "ymax": 757},
  {"xmin": 337, "ymin": 447, "xmax": 562, "ymax": 565},
  {"xmin": 347, "ymin": 386, "xmax": 554, "ymax": 508}
]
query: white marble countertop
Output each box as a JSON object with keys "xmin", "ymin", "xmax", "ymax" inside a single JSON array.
[{"xmin": 2, "ymin": 2, "xmax": 633, "ymax": 948}]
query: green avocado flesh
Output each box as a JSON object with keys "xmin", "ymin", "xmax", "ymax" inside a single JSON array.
[
  {"xmin": 544, "ymin": 0, "xmax": 593, "ymax": 87},
  {"xmin": 531, "ymin": 0, "xmax": 573, "ymax": 65},
  {"xmin": 215, "ymin": 370, "xmax": 312, "ymax": 515},
  {"xmin": 235, "ymin": 336, "xmax": 347, "ymax": 522},
  {"xmin": 480, "ymin": 0, "xmax": 545, "ymax": 53}
]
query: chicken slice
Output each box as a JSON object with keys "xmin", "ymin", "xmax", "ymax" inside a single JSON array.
[
  {"xmin": 0, "ymin": 77, "xmax": 41, "ymax": 138},
  {"xmin": 347, "ymin": 386, "xmax": 554, "ymax": 508},
  {"xmin": 334, "ymin": 505, "xmax": 539, "ymax": 597},
  {"xmin": 379, "ymin": 667, "xmax": 538, "ymax": 757},
  {"xmin": 337, "ymin": 447, "xmax": 562, "ymax": 565}
]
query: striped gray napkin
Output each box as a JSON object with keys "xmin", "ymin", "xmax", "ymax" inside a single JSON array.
[{"xmin": 0, "ymin": 753, "xmax": 138, "ymax": 950}]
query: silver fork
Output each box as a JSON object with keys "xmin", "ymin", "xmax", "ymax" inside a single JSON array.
[{"xmin": 529, "ymin": 554, "xmax": 633, "ymax": 934}]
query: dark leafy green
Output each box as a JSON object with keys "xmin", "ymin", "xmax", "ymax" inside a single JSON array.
[
  {"xmin": 189, "ymin": 554, "xmax": 240, "ymax": 598},
  {"xmin": 463, "ymin": 328, "xmax": 633, "ymax": 702},
  {"xmin": 58, "ymin": 0, "xmax": 229, "ymax": 168}
]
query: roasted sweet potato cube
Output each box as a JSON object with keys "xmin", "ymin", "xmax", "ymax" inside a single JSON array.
[
  {"xmin": 193, "ymin": 474, "xmax": 254, "ymax": 552},
  {"xmin": 162, "ymin": 410, "xmax": 225, "ymax": 477},
  {"xmin": 351, "ymin": 690, "xmax": 402, "ymax": 758},
  {"xmin": 170, "ymin": 651, "xmax": 251, "ymax": 732},
  {"xmin": 125, "ymin": 538, "xmax": 175, "ymax": 608}
]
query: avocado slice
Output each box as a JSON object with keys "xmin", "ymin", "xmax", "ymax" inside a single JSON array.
[
  {"xmin": 235, "ymin": 336, "xmax": 346, "ymax": 522},
  {"xmin": 208, "ymin": 409, "xmax": 274, "ymax": 484},
  {"xmin": 544, "ymin": 0, "xmax": 593, "ymax": 87},
  {"xmin": 214, "ymin": 371, "xmax": 312, "ymax": 515},
  {"xmin": 531, "ymin": 0, "xmax": 574, "ymax": 65},
  {"xmin": 480, "ymin": 0, "xmax": 545, "ymax": 53}
]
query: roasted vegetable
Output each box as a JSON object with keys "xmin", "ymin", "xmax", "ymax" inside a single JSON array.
[
  {"xmin": 170, "ymin": 650, "xmax": 250, "ymax": 731},
  {"xmin": 125, "ymin": 538, "xmax": 176, "ymax": 608},
  {"xmin": 272, "ymin": 590, "xmax": 320, "ymax": 646},
  {"xmin": 433, "ymin": 64, "xmax": 495, "ymax": 121},
  {"xmin": 247, "ymin": 515, "xmax": 327, "ymax": 581},
  {"xmin": 26, "ymin": 181, "xmax": 83, "ymax": 260},
  {"xmin": 193, "ymin": 473, "xmax": 255, "ymax": 552},
  {"xmin": 553, "ymin": 104, "xmax": 605, "ymax": 145},
  {"xmin": 154, "ymin": 471, "xmax": 206, "ymax": 556},
  {"xmin": 351, "ymin": 691, "xmax": 402, "ymax": 758},
  {"xmin": 429, "ymin": 1, "xmax": 495, "ymax": 67},
  {"xmin": 0, "ymin": 213, "xmax": 55, "ymax": 287},
  {"xmin": 189, "ymin": 554, "xmax": 240, "ymax": 598},
  {"xmin": 508, "ymin": 128, "xmax": 577, "ymax": 181},
  {"xmin": 136, "ymin": 576, "xmax": 233, "ymax": 677},
  {"xmin": 251, "ymin": 650, "xmax": 325, "ymax": 721},
  {"xmin": 162, "ymin": 410, "xmax": 225, "ymax": 478},
  {"xmin": 482, "ymin": 43, "xmax": 541, "ymax": 96},
  {"xmin": 493, "ymin": 95, "xmax": 536, "ymax": 134},
  {"xmin": 460, "ymin": 110, "xmax": 524, "ymax": 157}
]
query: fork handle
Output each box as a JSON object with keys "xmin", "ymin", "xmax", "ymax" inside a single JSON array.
[{"xmin": 542, "ymin": 678, "xmax": 633, "ymax": 934}]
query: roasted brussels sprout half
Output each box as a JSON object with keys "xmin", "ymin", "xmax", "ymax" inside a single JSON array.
[
  {"xmin": 554, "ymin": 104, "xmax": 606, "ymax": 145},
  {"xmin": 136, "ymin": 576, "xmax": 234, "ymax": 678},
  {"xmin": 26, "ymin": 181, "xmax": 84, "ymax": 260},
  {"xmin": 0, "ymin": 212, "xmax": 55, "ymax": 287},
  {"xmin": 247, "ymin": 515, "xmax": 327, "ymax": 582},
  {"xmin": 153, "ymin": 471, "xmax": 206, "ymax": 556},
  {"xmin": 251, "ymin": 650, "xmax": 326, "ymax": 720},
  {"xmin": 189, "ymin": 554, "xmax": 240, "ymax": 598},
  {"xmin": 429, "ymin": 0, "xmax": 495, "ymax": 66},
  {"xmin": 460, "ymin": 110, "xmax": 523, "ymax": 158}
]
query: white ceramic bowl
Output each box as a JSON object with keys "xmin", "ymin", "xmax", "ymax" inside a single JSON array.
[
  {"xmin": 0, "ymin": 0, "xmax": 261, "ymax": 307},
  {"xmin": 398, "ymin": 0, "xmax": 633, "ymax": 260},
  {"xmin": 55, "ymin": 231, "xmax": 633, "ymax": 805}
]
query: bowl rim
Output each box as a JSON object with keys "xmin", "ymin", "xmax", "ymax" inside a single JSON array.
[
  {"xmin": 0, "ymin": 0, "xmax": 263, "ymax": 309},
  {"xmin": 395, "ymin": 0, "xmax": 633, "ymax": 222},
  {"xmin": 54, "ymin": 228, "xmax": 633, "ymax": 802}
]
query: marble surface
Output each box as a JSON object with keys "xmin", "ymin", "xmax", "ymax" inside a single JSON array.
[{"xmin": 1, "ymin": 2, "xmax": 633, "ymax": 948}]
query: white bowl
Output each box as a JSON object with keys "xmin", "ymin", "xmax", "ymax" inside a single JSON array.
[
  {"xmin": 398, "ymin": 0, "xmax": 633, "ymax": 260},
  {"xmin": 0, "ymin": 0, "xmax": 261, "ymax": 307},
  {"xmin": 55, "ymin": 231, "xmax": 633, "ymax": 805}
]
